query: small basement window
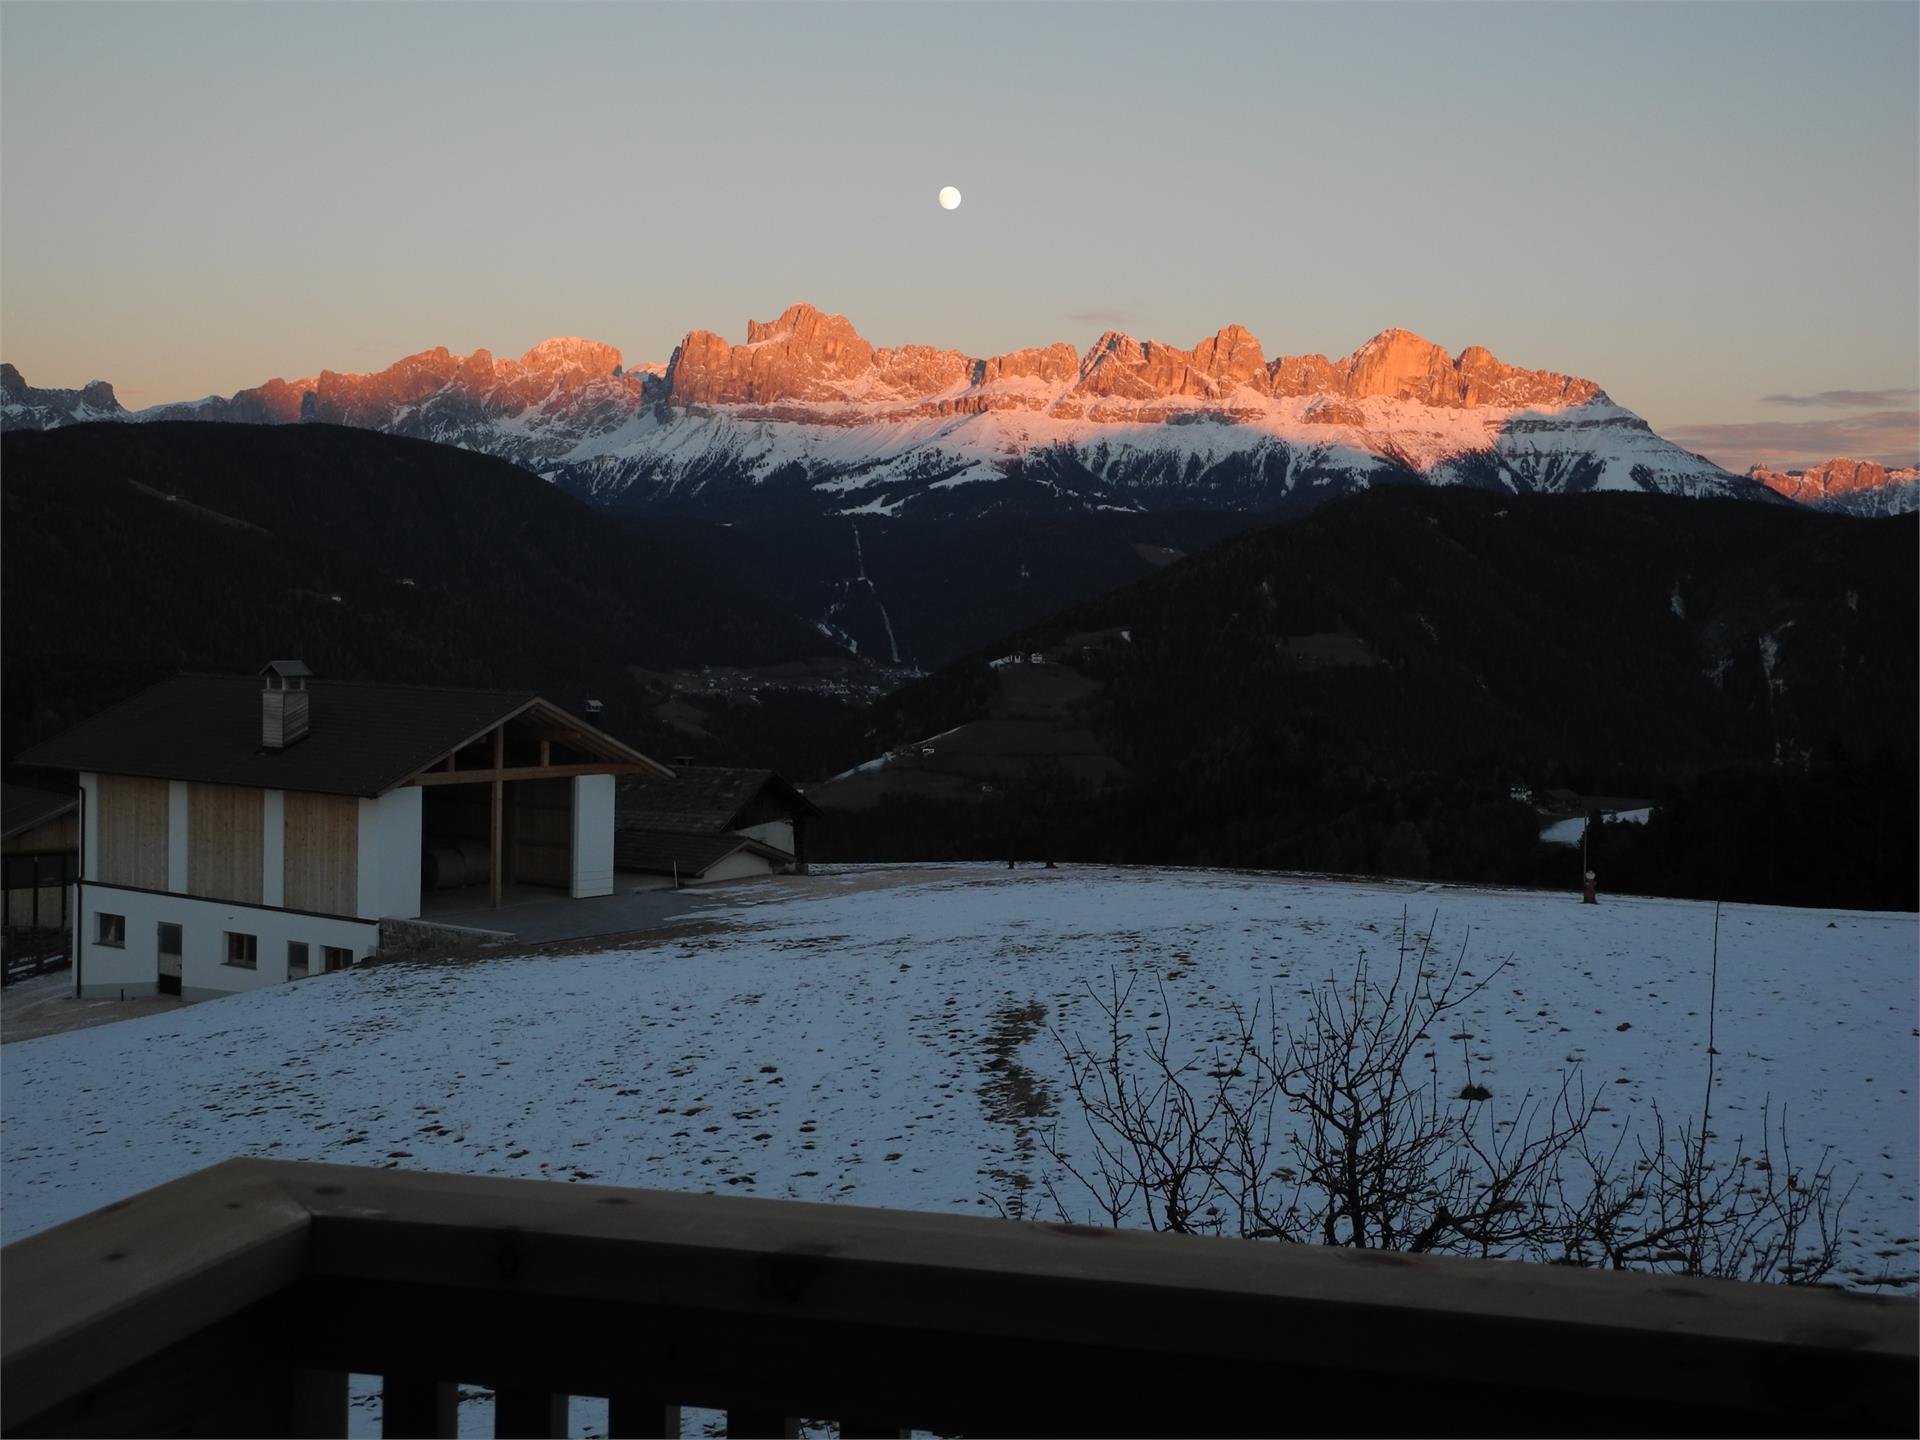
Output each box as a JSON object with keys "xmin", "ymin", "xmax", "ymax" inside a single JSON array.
[
  {"xmin": 321, "ymin": 945, "xmax": 353, "ymax": 973},
  {"xmin": 288, "ymin": 941, "xmax": 310, "ymax": 979},
  {"xmin": 158, "ymin": 923, "xmax": 182, "ymax": 957},
  {"xmin": 224, "ymin": 932, "xmax": 258, "ymax": 969},
  {"xmin": 96, "ymin": 913, "xmax": 126, "ymax": 947}
]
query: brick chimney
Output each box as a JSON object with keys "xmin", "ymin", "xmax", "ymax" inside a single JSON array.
[{"xmin": 260, "ymin": 660, "xmax": 312, "ymax": 750}]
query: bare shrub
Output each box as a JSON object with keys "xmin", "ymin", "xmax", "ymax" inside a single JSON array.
[{"xmin": 1041, "ymin": 910, "xmax": 1849, "ymax": 1284}]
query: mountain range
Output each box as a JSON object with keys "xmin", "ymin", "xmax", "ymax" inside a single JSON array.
[
  {"xmin": 7, "ymin": 307, "xmax": 1913, "ymax": 662},
  {"xmin": 3, "ymin": 309, "xmax": 1763, "ymax": 497},
  {"xmin": 1743, "ymin": 457, "xmax": 1920, "ymax": 517}
]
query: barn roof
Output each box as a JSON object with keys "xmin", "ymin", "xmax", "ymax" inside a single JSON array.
[
  {"xmin": 616, "ymin": 765, "xmax": 820, "ymax": 836},
  {"xmin": 612, "ymin": 828, "xmax": 790, "ymax": 879},
  {"xmin": 14, "ymin": 675, "xmax": 662, "ymax": 798},
  {"xmin": 1, "ymin": 784, "xmax": 77, "ymax": 841}
]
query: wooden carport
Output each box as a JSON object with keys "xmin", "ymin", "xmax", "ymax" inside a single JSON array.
[{"xmin": 404, "ymin": 700, "xmax": 670, "ymax": 908}]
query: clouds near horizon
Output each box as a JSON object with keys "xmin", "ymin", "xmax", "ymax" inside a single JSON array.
[
  {"xmin": 1666, "ymin": 410, "xmax": 1920, "ymax": 474},
  {"xmin": 1760, "ymin": 387, "xmax": 1919, "ymax": 409}
]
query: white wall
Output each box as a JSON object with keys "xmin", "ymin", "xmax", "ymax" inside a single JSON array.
[
  {"xmin": 694, "ymin": 849, "xmax": 776, "ymax": 886},
  {"xmin": 77, "ymin": 884, "xmax": 378, "ymax": 1001},
  {"xmin": 355, "ymin": 787, "xmax": 423, "ymax": 920},
  {"xmin": 571, "ymin": 774, "xmax": 615, "ymax": 899},
  {"xmin": 736, "ymin": 818, "xmax": 795, "ymax": 857}
]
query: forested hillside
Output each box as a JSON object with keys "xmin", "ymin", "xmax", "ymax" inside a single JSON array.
[
  {"xmin": 810, "ymin": 489, "xmax": 1917, "ymax": 909},
  {"xmin": 2, "ymin": 423, "xmax": 848, "ymax": 768}
]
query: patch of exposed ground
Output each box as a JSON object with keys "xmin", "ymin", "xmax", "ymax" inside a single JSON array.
[{"xmin": 978, "ymin": 999, "xmax": 1053, "ymax": 1217}]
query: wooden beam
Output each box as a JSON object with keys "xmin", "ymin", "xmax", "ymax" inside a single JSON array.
[
  {"xmin": 0, "ymin": 1162, "xmax": 309, "ymax": 1433},
  {"xmin": 408, "ymin": 763, "xmax": 652, "ymax": 788},
  {"xmin": 490, "ymin": 728, "xmax": 504, "ymax": 909},
  {"xmin": 538, "ymin": 740, "xmax": 550, "ymax": 767}
]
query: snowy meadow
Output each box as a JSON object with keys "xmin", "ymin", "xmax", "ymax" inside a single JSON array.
[{"xmin": 7, "ymin": 865, "xmax": 1915, "ymax": 1288}]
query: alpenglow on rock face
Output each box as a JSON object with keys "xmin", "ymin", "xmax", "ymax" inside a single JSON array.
[
  {"xmin": 1746, "ymin": 458, "xmax": 1920, "ymax": 516},
  {"xmin": 4, "ymin": 303, "xmax": 1784, "ymax": 519}
]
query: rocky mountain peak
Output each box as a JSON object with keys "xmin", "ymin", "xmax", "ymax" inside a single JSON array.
[
  {"xmin": 518, "ymin": 337, "xmax": 624, "ymax": 377},
  {"xmin": 0, "ymin": 364, "xmax": 126, "ymax": 427},
  {"xmin": 670, "ymin": 304, "xmax": 882, "ymax": 408},
  {"xmin": 1191, "ymin": 324, "xmax": 1268, "ymax": 385},
  {"xmin": 1341, "ymin": 328, "xmax": 1456, "ymax": 400}
]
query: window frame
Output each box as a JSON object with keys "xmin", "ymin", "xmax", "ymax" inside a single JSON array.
[
  {"xmin": 321, "ymin": 945, "xmax": 353, "ymax": 973},
  {"xmin": 157, "ymin": 922, "xmax": 183, "ymax": 958},
  {"xmin": 288, "ymin": 940, "xmax": 310, "ymax": 979},
  {"xmin": 222, "ymin": 931, "xmax": 259, "ymax": 970},
  {"xmin": 95, "ymin": 912, "xmax": 126, "ymax": 948}
]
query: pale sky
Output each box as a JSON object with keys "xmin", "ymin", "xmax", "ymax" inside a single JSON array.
[{"xmin": 3, "ymin": 1, "xmax": 1916, "ymax": 469}]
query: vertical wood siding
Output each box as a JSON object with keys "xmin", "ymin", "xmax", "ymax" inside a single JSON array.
[
  {"xmin": 511, "ymin": 779, "xmax": 571, "ymax": 888},
  {"xmin": 94, "ymin": 775, "xmax": 168, "ymax": 890},
  {"xmin": 282, "ymin": 792, "xmax": 359, "ymax": 916},
  {"xmin": 187, "ymin": 783, "xmax": 264, "ymax": 904}
]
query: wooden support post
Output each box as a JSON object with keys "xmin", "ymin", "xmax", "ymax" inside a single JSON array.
[
  {"xmin": 493, "ymin": 1387, "xmax": 567, "ymax": 1438},
  {"xmin": 381, "ymin": 1375, "xmax": 458, "ymax": 1438},
  {"xmin": 538, "ymin": 740, "xmax": 550, "ymax": 767},
  {"xmin": 607, "ymin": 1392, "xmax": 681, "ymax": 1439},
  {"xmin": 490, "ymin": 727, "xmax": 505, "ymax": 910}
]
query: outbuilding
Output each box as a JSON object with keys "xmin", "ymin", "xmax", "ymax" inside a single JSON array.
[
  {"xmin": 614, "ymin": 765, "xmax": 819, "ymax": 888},
  {"xmin": 2, "ymin": 783, "xmax": 80, "ymax": 965}
]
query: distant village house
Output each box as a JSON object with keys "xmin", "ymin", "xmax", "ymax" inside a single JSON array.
[{"xmin": 615, "ymin": 766, "xmax": 820, "ymax": 888}]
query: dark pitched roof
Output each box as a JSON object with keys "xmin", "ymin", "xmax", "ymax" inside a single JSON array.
[
  {"xmin": 616, "ymin": 765, "xmax": 820, "ymax": 836},
  {"xmin": 13, "ymin": 675, "xmax": 659, "ymax": 798},
  {"xmin": 613, "ymin": 827, "xmax": 790, "ymax": 878},
  {"xmin": 1, "ymin": 784, "xmax": 77, "ymax": 841}
]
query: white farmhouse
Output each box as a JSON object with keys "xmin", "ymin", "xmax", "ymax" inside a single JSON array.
[{"xmin": 17, "ymin": 663, "xmax": 670, "ymax": 1000}]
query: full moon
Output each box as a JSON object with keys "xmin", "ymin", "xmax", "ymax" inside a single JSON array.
[{"xmin": 937, "ymin": 186, "xmax": 962, "ymax": 211}]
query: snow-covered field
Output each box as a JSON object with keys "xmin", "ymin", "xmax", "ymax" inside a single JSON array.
[{"xmin": 4, "ymin": 866, "xmax": 1915, "ymax": 1431}]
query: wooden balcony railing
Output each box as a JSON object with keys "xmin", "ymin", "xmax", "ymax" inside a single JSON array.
[{"xmin": 2, "ymin": 1159, "xmax": 1914, "ymax": 1438}]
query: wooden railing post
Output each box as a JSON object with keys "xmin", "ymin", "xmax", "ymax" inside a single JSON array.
[
  {"xmin": 381, "ymin": 1374, "xmax": 457, "ymax": 1438},
  {"xmin": 289, "ymin": 1369, "xmax": 349, "ymax": 1438},
  {"xmin": 725, "ymin": 1409, "xmax": 798, "ymax": 1438},
  {"xmin": 493, "ymin": 1388, "xmax": 567, "ymax": 1438},
  {"xmin": 606, "ymin": 1392, "xmax": 680, "ymax": 1439}
]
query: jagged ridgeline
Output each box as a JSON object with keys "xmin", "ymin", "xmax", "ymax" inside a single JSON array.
[
  {"xmin": 0, "ymin": 422, "xmax": 849, "ymax": 767},
  {"xmin": 808, "ymin": 488, "xmax": 1918, "ymax": 911},
  {"xmin": 9, "ymin": 305, "xmax": 1914, "ymax": 668}
]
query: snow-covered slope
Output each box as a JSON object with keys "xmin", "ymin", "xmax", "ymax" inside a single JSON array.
[
  {"xmin": 2, "ymin": 306, "xmax": 1775, "ymax": 518},
  {"xmin": 5, "ymin": 866, "xmax": 1914, "ymax": 1294}
]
